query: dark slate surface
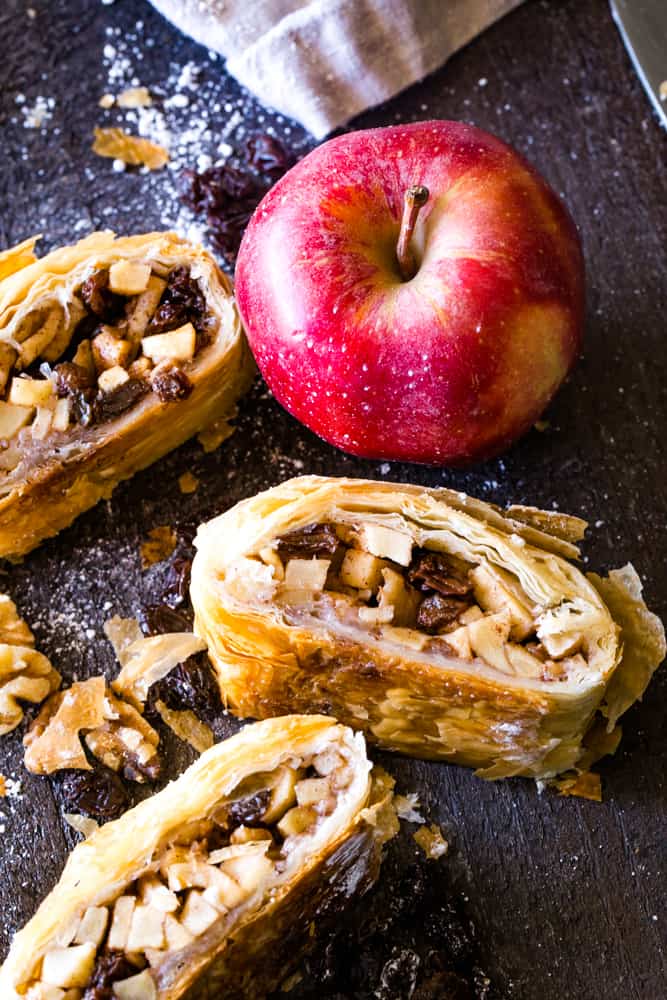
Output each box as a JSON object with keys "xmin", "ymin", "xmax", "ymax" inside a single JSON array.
[{"xmin": 0, "ymin": 1, "xmax": 666, "ymax": 998}]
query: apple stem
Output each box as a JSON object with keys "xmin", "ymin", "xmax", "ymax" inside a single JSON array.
[{"xmin": 396, "ymin": 184, "xmax": 429, "ymax": 281}]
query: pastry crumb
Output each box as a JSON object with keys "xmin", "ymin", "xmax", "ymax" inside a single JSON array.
[
  {"xmin": 92, "ymin": 126, "xmax": 169, "ymax": 170},
  {"xmin": 413, "ymin": 823, "xmax": 449, "ymax": 859},
  {"xmin": 178, "ymin": 470, "xmax": 199, "ymax": 494},
  {"xmin": 660, "ymin": 81, "xmax": 667, "ymax": 101},
  {"xmin": 98, "ymin": 93, "xmax": 115, "ymax": 109},
  {"xmin": 555, "ymin": 771, "xmax": 602, "ymax": 802},
  {"xmin": 394, "ymin": 792, "xmax": 424, "ymax": 823},
  {"xmin": 197, "ymin": 410, "xmax": 237, "ymax": 452},
  {"xmin": 141, "ymin": 525, "xmax": 177, "ymax": 568},
  {"xmin": 117, "ymin": 86, "xmax": 152, "ymax": 108}
]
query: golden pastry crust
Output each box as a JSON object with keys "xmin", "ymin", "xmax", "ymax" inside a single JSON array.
[
  {"xmin": 191, "ymin": 476, "xmax": 665, "ymax": 779},
  {"xmin": 0, "ymin": 715, "xmax": 396, "ymax": 999},
  {"xmin": 0, "ymin": 231, "xmax": 255, "ymax": 560}
]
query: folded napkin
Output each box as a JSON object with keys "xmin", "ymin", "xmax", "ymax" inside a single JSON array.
[{"xmin": 149, "ymin": 0, "xmax": 522, "ymax": 138}]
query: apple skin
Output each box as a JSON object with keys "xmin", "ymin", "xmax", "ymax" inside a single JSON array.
[{"xmin": 235, "ymin": 120, "xmax": 584, "ymax": 465}]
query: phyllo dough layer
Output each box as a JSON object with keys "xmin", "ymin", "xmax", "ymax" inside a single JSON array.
[
  {"xmin": 0, "ymin": 715, "xmax": 397, "ymax": 999},
  {"xmin": 0, "ymin": 231, "xmax": 254, "ymax": 559},
  {"xmin": 191, "ymin": 476, "xmax": 665, "ymax": 779}
]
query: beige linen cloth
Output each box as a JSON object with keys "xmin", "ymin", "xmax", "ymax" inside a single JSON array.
[{"xmin": 149, "ymin": 0, "xmax": 522, "ymax": 138}]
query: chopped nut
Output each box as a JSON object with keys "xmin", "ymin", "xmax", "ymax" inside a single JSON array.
[
  {"xmin": 23, "ymin": 677, "xmax": 106, "ymax": 773},
  {"xmin": 178, "ymin": 471, "xmax": 199, "ymax": 494},
  {"xmin": 140, "ymin": 525, "xmax": 177, "ymax": 569},
  {"xmin": 83, "ymin": 689, "xmax": 160, "ymax": 782},
  {"xmin": 413, "ymin": 823, "xmax": 449, "ymax": 859},
  {"xmin": 109, "ymin": 260, "xmax": 152, "ymax": 296},
  {"xmin": 0, "ymin": 640, "xmax": 61, "ymax": 737},
  {"xmin": 92, "ymin": 127, "xmax": 169, "ymax": 170},
  {"xmin": 141, "ymin": 323, "xmax": 196, "ymax": 363},
  {"xmin": 0, "ymin": 595, "xmax": 34, "ymax": 646},
  {"xmin": 98, "ymin": 365, "xmax": 131, "ymax": 394},
  {"xmin": 9, "ymin": 376, "xmax": 53, "ymax": 408}
]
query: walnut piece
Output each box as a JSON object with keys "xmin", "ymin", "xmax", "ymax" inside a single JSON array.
[{"xmin": 0, "ymin": 597, "xmax": 60, "ymax": 735}]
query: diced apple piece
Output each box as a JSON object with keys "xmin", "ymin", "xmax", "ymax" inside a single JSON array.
[
  {"xmin": 466, "ymin": 611, "xmax": 512, "ymax": 674},
  {"xmin": 9, "ymin": 376, "xmax": 53, "ymax": 407},
  {"xmin": 128, "ymin": 356, "xmax": 153, "ymax": 380},
  {"xmin": 107, "ymin": 896, "xmax": 135, "ymax": 951},
  {"xmin": 73, "ymin": 339, "xmax": 95, "ymax": 379},
  {"xmin": 470, "ymin": 564, "xmax": 534, "ymax": 640},
  {"xmin": 26, "ymin": 984, "xmax": 66, "ymax": 1000},
  {"xmin": 126, "ymin": 276, "xmax": 167, "ymax": 340},
  {"xmin": 109, "ymin": 260, "xmax": 151, "ymax": 296},
  {"xmin": 276, "ymin": 805, "xmax": 317, "ymax": 838},
  {"xmin": 179, "ymin": 891, "xmax": 219, "ymax": 937},
  {"xmin": 164, "ymin": 913, "xmax": 194, "ymax": 951},
  {"xmin": 358, "ymin": 605, "xmax": 395, "ymax": 624},
  {"xmin": 52, "ymin": 397, "xmax": 70, "ymax": 432},
  {"xmin": 221, "ymin": 852, "xmax": 273, "ymax": 894},
  {"xmin": 126, "ymin": 904, "xmax": 165, "ymax": 951},
  {"xmin": 382, "ymin": 625, "xmax": 429, "ymax": 651},
  {"xmin": 201, "ymin": 869, "xmax": 248, "ymax": 910},
  {"xmin": 259, "ymin": 546, "xmax": 285, "ymax": 582},
  {"xmin": 537, "ymin": 630, "xmax": 582, "ymax": 659},
  {"xmin": 167, "ymin": 860, "xmax": 228, "ymax": 893},
  {"xmin": 74, "ymin": 906, "xmax": 109, "ymax": 947},
  {"xmin": 339, "ymin": 549, "xmax": 385, "ymax": 591},
  {"xmin": 112, "ymin": 969, "xmax": 157, "ymax": 999},
  {"xmin": 505, "ymin": 644, "xmax": 543, "ymax": 678},
  {"xmin": 377, "ymin": 567, "xmax": 419, "ymax": 627},
  {"xmin": 295, "ymin": 777, "xmax": 330, "ymax": 807},
  {"xmin": 357, "ymin": 524, "xmax": 413, "ymax": 566},
  {"xmin": 442, "ymin": 626, "xmax": 472, "ymax": 660},
  {"xmin": 54, "ymin": 916, "xmax": 81, "ymax": 948},
  {"xmin": 92, "ymin": 330, "xmax": 133, "ymax": 372},
  {"xmin": 98, "ymin": 365, "xmax": 130, "ymax": 393},
  {"xmin": 141, "ymin": 324, "xmax": 196, "ymax": 363},
  {"xmin": 32, "ymin": 406, "xmax": 54, "ymax": 440},
  {"xmin": 138, "ymin": 876, "xmax": 179, "ymax": 913},
  {"xmin": 458, "ymin": 605, "xmax": 483, "ymax": 625},
  {"xmin": 230, "ymin": 825, "xmax": 273, "ymax": 845},
  {"xmin": 0, "ymin": 400, "xmax": 33, "ymax": 438},
  {"xmin": 144, "ymin": 948, "xmax": 166, "ymax": 969},
  {"xmin": 283, "ymin": 558, "xmax": 330, "ymax": 592},
  {"xmin": 263, "ymin": 765, "xmax": 298, "ymax": 823},
  {"xmin": 41, "ymin": 944, "xmax": 96, "ymax": 989}
]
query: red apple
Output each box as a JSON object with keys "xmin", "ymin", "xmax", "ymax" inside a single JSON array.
[{"xmin": 235, "ymin": 120, "xmax": 584, "ymax": 464}]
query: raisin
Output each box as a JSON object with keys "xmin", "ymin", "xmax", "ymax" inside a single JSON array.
[
  {"xmin": 59, "ymin": 766, "xmax": 128, "ymax": 821},
  {"xmin": 54, "ymin": 361, "xmax": 95, "ymax": 398},
  {"xmin": 277, "ymin": 523, "xmax": 339, "ymax": 559},
  {"xmin": 417, "ymin": 593, "xmax": 469, "ymax": 634},
  {"xmin": 80, "ymin": 269, "xmax": 124, "ymax": 322},
  {"xmin": 149, "ymin": 652, "xmax": 220, "ymax": 721},
  {"xmin": 138, "ymin": 603, "xmax": 192, "ymax": 636},
  {"xmin": 224, "ymin": 788, "xmax": 272, "ymax": 828},
  {"xmin": 94, "ymin": 377, "xmax": 148, "ymax": 422},
  {"xmin": 245, "ymin": 133, "xmax": 293, "ymax": 178},
  {"xmin": 161, "ymin": 556, "xmax": 193, "ymax": 608},
  {"xmin": 147, "ymin": 266, "xmax": 206, "ymax": 335},
  {"xmin": 150, "ymin": 365, "xmax": 193, "ymax": 402},
  {"xmin": 407, "ymin": 550, "xmax": 472, "ymax": 597},
  {"xmin": 83, "ymin": 951, "xmax": 136, "ymax": 999}
]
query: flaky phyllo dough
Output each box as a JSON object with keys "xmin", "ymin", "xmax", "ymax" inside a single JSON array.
[
  {"xmin": 191, "ymin": 476, "xmax": 665, "ymax": 779},
  {"xmin": 1, "ymin": 716, "xmax": 397, "ymax": 999},
  {"xmin": 0, "ymin": 231, "xmax": 254, "ymax": 559}
]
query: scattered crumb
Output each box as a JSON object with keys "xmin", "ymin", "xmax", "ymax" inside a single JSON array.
[
  {"xmin": 660, "ymin": 81, "xmax": 667, "ymax": 101},
  {"xmin": 92, "ymin": 126, "xmax": 169, "ymax": 170},
  {"xmin": 140, "ymin": 525, "xmax": 177, "ymax": 568},
  {"xmin": 117, "ymin": 86, "xmax": 152, "ymax": 109},
  {"xmin": 64, "ymin": 813, "xmax": 99, "ymax": 839},
  {"xmin": 21, "ymin": 95, "xmax": 55, "ymax": 128},
  {"xmin": 178, "ymin": 470, "xmax": 199, "ymax": 495},
  {"xmin": 98, "ymin": 93, "xmax": 115, "ymax": 109},
  {"xmin": 0, "ymin": 776, "xmax": 5, "ymax": 797},
  {"xmin": 394, "ymin": 792, "xmax": 425, "ymax": 823},
  {"xmin": 555, "ymin": 771, "xmax": 602, "ymax": 802},
  {"xmin": 534, "ymin": 419, "xmax": 550, "ymax": 432},
  {"xmin": 5, "ymin": 776, "xmax": 23, "ymax": 799},
  {"xmin": 414, "ymin": 823, "xmax": 449, "ymax": 859},
  {"xmin": 198, "ymin": 412, "xmax": 237, "ymax": 452},
  {"xmin": 155, "ymin": 700, "xmax": 213, "ymax": 753}
]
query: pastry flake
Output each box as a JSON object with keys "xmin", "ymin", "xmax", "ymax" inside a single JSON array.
[
  {"xmin": 1, "ymin": 716, "xmax": 397, "ymax": 999},
  {"xmin": 92, "ymin": 126, "xmax": 168, "ymax": 169},
  {"xmin": 191, "ymin": 475, "xmax": 665, "ymax": 780},
  {"xmin": 0, "ymin": 231, "xmax": 254, "ymax": 559}
]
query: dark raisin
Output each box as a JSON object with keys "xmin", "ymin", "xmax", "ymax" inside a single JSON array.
[
  {"xmin": 222, "ymin": 788, "xmax": 272, "ymax": 828},
  {"xmin": 138, "ymin": 603, "xmax": 192, "ymax": 637},
  {"xmin": 93, "ymin": 377, "xmax": 148, "ymax": 422},
  {"xmin": 417, "ymin": 593, "xmax": 469, "ymax": 634},
  {"xmin": 147, "ymin": 266, "xmax": 206, "ymax": 335},
  {"xmin": 161, "ymin": 556, "xmax": 193, "ymax": 608},
  {"xmin": 59, "ymin": 766, "xmax": 128, "ymax": 821},
  {"xmin": 277, "ymin": 523, "xmax": 339, "ymax": 559},
  {"xmin": 150, "ymin": 365, "xmax": 193, "ymax": 402},
  {"xmin": 149, "ymin": 652, "xmax": 220, "ymax": 720},
  {"xmin": 245, "ymin": 133, "xmax": 293, "ymax": 178},
  {"xmin": 54, "ymin": 361, "xmax": 95, "ymax": 398},
  {"xmin": 407, "ymin": 550, "xmax": 472, "ymax": 597},
  {"xmin": 83, "ymin": 950, "xmax": 137, "ymax": 999},
  {"xmin": 123, "ymin": 750, "xmax": 161, "ymax": 784},
  {"xmin": 80, "ymin": 269, "xmax": 124, "ymax": 322}
]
